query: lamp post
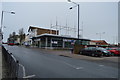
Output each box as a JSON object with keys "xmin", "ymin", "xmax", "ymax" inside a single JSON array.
[
  {"xmin": 0, "ymin": 11, "xmax": 15, "ymax": 41},
  {"xmin": 68, "ymin": 0, "xmax": 80, "ymax": 39}
]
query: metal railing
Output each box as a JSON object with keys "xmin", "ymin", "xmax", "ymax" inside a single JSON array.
[{"xmin": 2, "ymin": 46, "xmax": 19, "ymax": 79}]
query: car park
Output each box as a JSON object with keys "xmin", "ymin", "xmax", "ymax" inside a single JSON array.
[
  {"xmin": 106, "ymin": 48, "xmax": 120, "ymax": 56},
  {"xmin": 8, "ymin": 42, "xmax": 14, "ymax": 46},
  {"xmin": 80, "ymin": 47, "xmax": 111, "ymax": 57},
  {"xmin": 2, "ymin": 42, "xmax": 7, "ymax": 44},
  {"xmin": 80, "ymin": 47, "xmax": 102, "ymax": 57},
  {"xmin": 97, "ymin": 47, "xmax": 112, "ymax": 56}
]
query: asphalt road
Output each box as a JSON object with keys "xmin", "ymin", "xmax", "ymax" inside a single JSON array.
[{"xmin": 3, "ymin": 45, "xmax": 118, "ymax": 78}]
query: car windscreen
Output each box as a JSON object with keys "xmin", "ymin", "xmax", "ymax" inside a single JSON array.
[
  {"xmin": 84, "ymin": 47, "xmax": 96, "ymax": 50},
  {"xmin": 97, "ymin": 48, "xmax": 109, "ymax": 52},
  {"xmin": 106, "ymin": 48, "xmax": 112, "ymax": 50},
  {"xmin": 115, "ymin": 48, "xmax": 120, "ymax": 51}
]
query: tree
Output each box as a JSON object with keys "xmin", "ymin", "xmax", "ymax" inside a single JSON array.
[
  {"xmin": 9, "ymin": 34, "xmax": 12, "ymax": 38},
  {"xmin": 8, "ymin": 32, "xmax": 17, "ymax": 44},
  {"xmin": 19, "ymin": 28, "xmax": 25, "ymax": 44},
  {"xmin": 12, "ymin": 32, "xmax": 17, "ymax": 41},
  {"xmin": 12, "ymin": 32, "xmax": 16, "ymax": 37},
  {"xmin": 19, "ymin": 28, "xmax": 24, "ymax": 35}
]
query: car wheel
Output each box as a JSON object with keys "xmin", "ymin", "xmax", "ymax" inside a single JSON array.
[
  {"xmin": 91, "ymin": 53, "xmax": 95, "ymax": 57},
  {"xmin": 114, "ymin": 54, "xmax": 116, "ymax": 56},
  {"xmin": 101, "ymin": 53, "xmax": 103, "ymax": 56},
  {"xmin": 80, "ymin": 52, "xmax": 82, "ymax": 55},
  {"xmin": 97, "ymin": 55, "xmax": 101, "ymax": 57},
  {"xmin": 111, "ymin": 52, "xmax": 114, "ymax": 56}
]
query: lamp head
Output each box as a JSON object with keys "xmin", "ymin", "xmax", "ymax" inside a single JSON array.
[
  {"xmin": 68, "ymin": 0, "xmax": 71, "ymax": 2},
  {"xmin": 69, "ymin": 7, "xmax": 72, "ymax": 9},
  {"xmin": 103, "ymin": 32, "xmax": 105, "ymax": 34},
  {"xmin": 11, "ymin": 11, "xmax": 15, "ymax": 14}
]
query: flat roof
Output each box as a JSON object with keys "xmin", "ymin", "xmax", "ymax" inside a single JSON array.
[
  {"xmin": 32, "ymin": 33, "xmax": 90, "ymax": 41},
  {"xmin": 28, "ymin": 26, "xmax": 57, "ymax": 32}
]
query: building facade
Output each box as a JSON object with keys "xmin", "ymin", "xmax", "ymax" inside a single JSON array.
[
  {"xmin": 32, "ymin": 34, "xmax": 90, "ymax": 49},
  {"xmin": 27, "ymin": 26, "xmax": 90, "ymax": 49},
  {"xmin": 28, "ymin": 26, "xmax": 59, "ymax": 38},
  {"xmin": 27, "ymin": 26, "xmax": 59, "ymax": 46}
]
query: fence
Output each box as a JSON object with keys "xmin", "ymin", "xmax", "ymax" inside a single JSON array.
[{"xmin": 2, "ymin": 46, "xmax": 19, "ymax": 79}]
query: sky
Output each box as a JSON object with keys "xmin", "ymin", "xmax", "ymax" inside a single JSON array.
[
  {"xmin": 118, "ymin": 2, "xmax": 120, "ymax": 43},
  {"xmin": 1, "ymin": 1, "xmax": 119, "ymax": 44}
]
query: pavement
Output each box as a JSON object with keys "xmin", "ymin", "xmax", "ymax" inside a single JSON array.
[{"xmin": 0, "ymin": 46, "xmax": 2, "ymax": 79}]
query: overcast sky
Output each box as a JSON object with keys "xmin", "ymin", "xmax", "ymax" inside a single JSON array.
[{"xmin": 1, "ymin": 1, "xmax": 118, "ymax": 44}]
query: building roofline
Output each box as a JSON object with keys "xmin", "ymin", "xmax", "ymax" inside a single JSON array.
[
  {"xmin": 32, "ymin": 33, "xmax": 90, "ymax": 41},
  {"xmin": 28, "ymin": 26, "xmax": 58, "ymax": 32}
]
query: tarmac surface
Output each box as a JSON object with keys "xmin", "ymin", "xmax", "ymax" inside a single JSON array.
[
  {"xmin": 28, "ymin": 47, "xmax": 119, "ymax": 68},
  {"xmin": 3, "ymin": 45, "xmax": 119, "ymax": 78}
]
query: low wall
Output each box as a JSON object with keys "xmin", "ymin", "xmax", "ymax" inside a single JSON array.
[{"xmin": 2, "ymin": 46, "xmax": 19, "ymax": 79}]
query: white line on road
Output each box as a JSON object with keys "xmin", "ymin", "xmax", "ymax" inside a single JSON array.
[
  {"xmin": 19, "ymin": 63, "xmax": 36, "ymax": 78},
  {"xmin": 43, "ymin": 55, "xmax": 84, "ymax": 70},
  {"xmin": 63, "ymin": 62, "xmax": 77, "ymax": 69},
  {"xmin": 63, "ymin": 62, "xmax": 84, "ymax": 70},
  {"xmin": 99, "ymin": 65, "xmax": 104, "ymax": 67},
  {"xmin": 23, "ymin": 75, "xmax": 36, "ymax": 78},
  {"xmin": 19, "ymin": 64, "xmax": 26, "ymax": 77},
  {"xmin": 76, "ymin": 67, "xmax": 84, "ymax": 69}
]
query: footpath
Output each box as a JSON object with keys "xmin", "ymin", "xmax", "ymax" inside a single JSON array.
[{"xmin": 0, "ymin": 46, "xmax": 2, "ymax": 80}]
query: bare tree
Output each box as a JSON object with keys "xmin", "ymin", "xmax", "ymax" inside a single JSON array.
[
  {"xmin": 19, "ymin": 28, "xmax": 25, "ymax": 45},
  {"xmin": 12, "ymin": 32, "xmax": 16, "ymax": 36},
  {"xmin": 9, "ymin": 34, "xmax": 12, "ymax": 38},
  {"xmin": 12, "ymin": 32, "xmax": 16, "ymax": 41},
  {"xmin": 19, "ymin": 28, "xmax": 24, "ymax": 35}
]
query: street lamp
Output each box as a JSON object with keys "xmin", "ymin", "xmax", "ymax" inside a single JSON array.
[
  {"xmin": 68, "ymin": 0, "xmax": 80, "ymax": 39},
  {"xmin": 0, "ymin": 11, "xmax": 15, "ymax": 41},
  {"xmin": 1, "ymin": 11, "xmax": 15, "ymax": 30}
]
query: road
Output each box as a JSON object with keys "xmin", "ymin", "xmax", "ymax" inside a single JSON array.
[{"xmin": 3, "ymin": 45, "xmax": 118, "ymax": 78}]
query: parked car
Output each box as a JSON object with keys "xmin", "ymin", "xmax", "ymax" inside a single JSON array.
[
  {"xmin": 97, "ymin": 48, "xmax": 112, "ymax": 56},
  {"xmin": 106, "ymin": 48, "xmax": 120, "ymax": 56},
  {"xmin": 15, "ymin": 43, "xmax": 20, "ymax": 45},
  {"xmin": 2, "ymin": 42, "xmax": 7, "ymax": 44},
  {"xmin": 80, "ymin": 47, "xmax": 111, "ymax": 57},
  {"xmin": 7, "ymin": 40, "xmax": 15, "ymax": 46},
  {"xmin": 8, "ymin": 42, "xmax": 14, "ymax": 46}
]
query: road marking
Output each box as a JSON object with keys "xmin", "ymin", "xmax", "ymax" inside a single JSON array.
[
  {"xmin": 99, "ymin": 65, "xmax": 104, "ymax": 67},
  {"xmin": 63, "ymin": 62, "xmax": 77, "ymax": 69},
  {"xmin": 63, "ymin": 62, "xmax": 84, "ymax": 70},
  {"xmin": 19, "ymin": 63, "xmax": 36, "ymax": 78},
  {"xmin": 76, "ymin": 67, "xmax": 84, "ymax": 69},
  {"xmin": 19, "ymin": 64, "xmax": 26, "ymax": 77},
  {"xmin": 23, "ymin": 75, "xmax": 36, "ymax": 78},
  {"xmin": 51, "ymin": 58, "xmax": 84, "ymax": 70}
]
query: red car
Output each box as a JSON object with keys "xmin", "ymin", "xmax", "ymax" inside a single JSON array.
[
  {"xmin": 8, "ymin": 43, "xmax": 15, "ymax": 46},
  {"xmin": 106, "ymin": 48, "xmax": 120, "ymax": 56}
]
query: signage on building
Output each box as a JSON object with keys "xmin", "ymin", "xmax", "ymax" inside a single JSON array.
[
  {"xmin": 35, "ymin": 39, "xmax": 40, "ymax": 41},
  {"xmin": 52, "ymin": 41, "xmax": 58, "ymax": 44},
  {"xmin": 71, "ymin": 40, "xmax": 75, "ymax": 45},
  {"xmin": 63, "ymin": 39, "xmax": 72, "ymax": 42}
]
